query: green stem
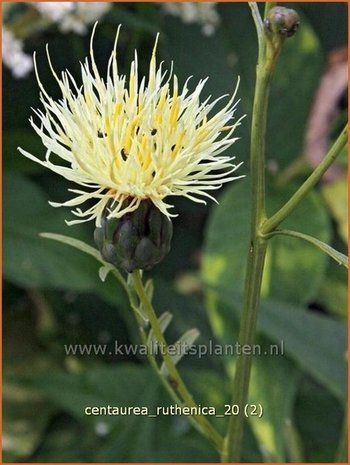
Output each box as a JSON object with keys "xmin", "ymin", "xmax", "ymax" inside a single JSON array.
[
  {"xmin": 264, "ymin": 2, "xmax": 277, "ymax": 19},
  {"xmin": 221, "ymin": 5, "xmax": 347, "ymax": 457},
  {"xmin": 248, "ymin": 3, "xmax": 264, "ymax": 51},
  {"xmin": 131, "ymin": 270, "xmax": 223, "ymax": 453},
  {"xmin": 263, "ymin": 229, "xmax": 348, "ymax": 268},
  {"xmin": 262, "ymin": 124, "xmax": 348, "ymax": 234},
  {"xmin": 221, "ymin": 242, "xmax": 267, "ymax": 463},
  {"xmin": 124, "ymin": 277, "xmax": 193, "ymax": 422},
  {"xmin": 123, "ymin": 295, "xmax": 203, "ymax": 451},
  {"xmin": 221, "ymin": 4, "xmax": 281, "ymax": 462},
  {"xmin": 136, "ymin": 324, "xmax": 188, "ymax": 413}
]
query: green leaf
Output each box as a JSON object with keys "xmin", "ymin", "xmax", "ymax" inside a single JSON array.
[
  {"xmin": 266, "ymin": 229, "xmax": 348, "ymax": 268},
  {"xmin": 186, "ymin": 369, "xmax": 262, "ymax": 462},
  {"xmin": 98, "ymin": 264, "xmax": 114, "ymax": 282},
  {"xmin": 3, "ymin": 301, "xmax": 56, "ymax": 462},
  {"xmin": 248, "ymin": 338, "xmax": 301, "ymax": 462},
  {"xmin": 144, "ymin": 278, "xmax": 154, "ymax": 302},
  {"xmin": 284, "ymin": 418, "xmax": 305, "ymax": 462},
  {"xmin": 259, "ymin": 299, "xmax": 347, "ymax": 402},
  {"xmin": 39, "ymin": 233, "xmax": 129, "ymax": 295},
  {"xmin": 202, "ymin": 179, "xmax": 331, "ymax": 306},
  {"xmin": 202, "ymin": 291, "xmax": 302, "ymax": 458},
  {"xmin": 3, "ymin": 174, "xmax": 127, "ymax": 309},
  {"xmin": 318, "ymin": 260, "xmax": 348, "ymax": 318},
  {"xmin": 160, "ymin": 328, "xmax": 200, "ymax": 375},
  {"xmin": 294, "ymin": 378, "xmax": 344, "ymax": 461},
  {"xmin": 147, "ymin": 311, "xmax": 173, "ymax": 351},
  {"xmin": 206, "ymin": 286, "xmax": 346, "ymax": 402},
  {"xmin": 203, "ymin": 281, "xmax": 346, "ymax": 457},
  {"xmin": 207, "ymin": 289, "xmax": 300, "ymax": 462},
  {"xmin": 201, "ymin": 291, "xmax": 300, "ymax": 460},
  {"xmin": 4, "ymin": 174, "xmax": 99, "ymax": 291},
  {"xmin": 40, "ymin": 233, "xmax": 103, "ymax": 263},
  {"xmin": 152, "ymin": 277, "xmax": 215, "ymax": 361},
  {"xmin": 321, "ymin": 176, "xmax": 348, "ymax": 244}
]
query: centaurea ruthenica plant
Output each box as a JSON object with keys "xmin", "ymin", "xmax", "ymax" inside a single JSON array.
[
  {"xmin": 18, "ymin": 4, "xmax": 348, "ymax": 462},
  {"xmin": 19, "ymin": 23, "xmax": 243, "ymax": 272}
]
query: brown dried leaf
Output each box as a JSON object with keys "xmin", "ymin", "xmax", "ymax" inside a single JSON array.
[{"xmin": 305, "ymin": 47, "xmax": 347, "ymax": 182}]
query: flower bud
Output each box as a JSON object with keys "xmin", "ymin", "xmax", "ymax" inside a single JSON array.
[
  {"xmin": 94, "ymin": 199, "xmax": 173, "ymax": 273},
  {"xmin": 264, "ymin": 7, "xmax": 300, "ymax": 38}
]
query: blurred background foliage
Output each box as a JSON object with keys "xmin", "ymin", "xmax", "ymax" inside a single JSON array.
[{"xmin": 3, "ymin": 2, "xmax": 348, "ymax": 462}]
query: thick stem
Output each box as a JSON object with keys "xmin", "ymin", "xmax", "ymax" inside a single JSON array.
[
  {"xmin": 131, "ymin": 269, "xmax": 223, "ymax": 453},
  {"xmin": 221, "ymin": 5, "xmax": 279, "ymax": 462},
  {"xmin": 222, "ymin": 25, "xmax": 347, "ymax": 464},
  {"xmin": 221, "ymin": 53, "xmax": 272, "ymax": 465},
  {"xmin": 262, "ymin": 124, "xmax": 348, "ymax": 234},
  {"xmin": 221, "ymin": 240, "xmax": 267, "ymax": 462},
  {"xmin": 249, "ymin": 64, "xmax": 274, "ymax": 230}
]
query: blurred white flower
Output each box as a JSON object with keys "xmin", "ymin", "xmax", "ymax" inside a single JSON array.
[
  {"xmin": 2, "ymin": 28, "xmax": 33, "ymax": 78},
  {"xmin": 32, "ymin": 2, "xmax": 75, "ymax": 23},
  {"xmin": 3, "ymin": 2, "xmax": 112, "ymax": 79},
  {"xmin": 162, "ymin": 3, "xmax": 220, "ymax": 36},
  {"xmin": 58, "ymin": 3, "xmax": 112, "ymax": 35},
  {"xmin": 31, "ymin": 2, "xmax": 111, "ymax": 35}
]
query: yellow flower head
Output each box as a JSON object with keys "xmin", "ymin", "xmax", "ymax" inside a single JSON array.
[{"xmin": 18, "ymin": 25, "xmax": 244, "ymax": 226}]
